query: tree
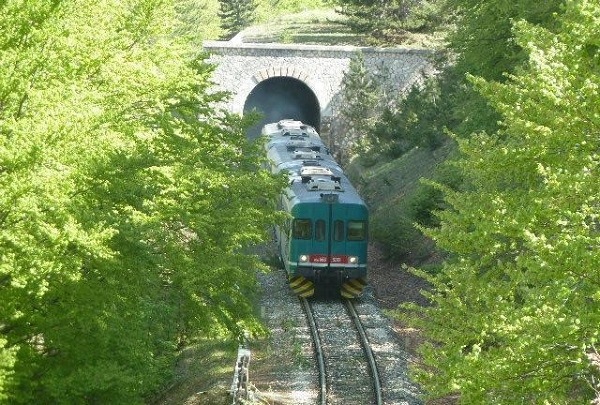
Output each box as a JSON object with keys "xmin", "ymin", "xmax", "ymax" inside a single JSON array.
[
  {"xmin": 0, "ymin": 0, "xmax": 283, "ymax": 401},
  {"xmin": 330, "ymin": 51, "xmax": 383, "ymax": 164},
  {"xmin": 333, "ymin": 0, "xmax": 444, "ymax": 44},
  {"xmin": 362, "ymin": 0, "xmax": 565, "ymax": 264},
  {"xmin": 174, "ymin": 0, "xmax": 224, "ymax": 44},
  {"xmin": 218, "ymin": 0, "xmax": 257, "ymax": 40},
  {"xmin": 406, "ymin": 0, "xmax": 600, "ymax": 402},
  {"xmin": 440, "ymin": 0, "xmax": 565, "ymax": 138}
]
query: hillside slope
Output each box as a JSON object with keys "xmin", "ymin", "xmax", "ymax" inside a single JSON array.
[{"xmin": 347, "ymin": 141, "xmax": 456, "ymax": 266}]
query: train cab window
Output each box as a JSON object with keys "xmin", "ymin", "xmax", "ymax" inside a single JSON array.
[
  {"xmin": 292, "ymin": 219, "xmax": 312, "ymax": 240},
  {"xmin": 333, "ymin": 220, "xmax": 344, "ymax": 241},
  {"xmin": 315, "ymin": 220, "xmax": 326, "ymax": 241},
  {"xmin": 347, "ymin": 221, "xmax": 367, "ymax": 241}
]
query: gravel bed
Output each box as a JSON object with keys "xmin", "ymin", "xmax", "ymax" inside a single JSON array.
[
  {"xmin": 253, "ymin": 270, "xmax": 317, "ymax": 404},
  {"xmin": 353, "ymin": 289, "xmax": 422, "ymax": 404},
  {"xmin": 252, "ymin": 264, "xmax": 423, "ymax": 404},
  {"xmin": 310, "ymin": 299, "xmax": 373, "ymax": 404}
]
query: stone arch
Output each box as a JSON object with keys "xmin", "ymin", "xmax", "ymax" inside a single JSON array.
[
  {"xmin": 243, "ymin": 66, "xmax": 321, "ymax": 140},
  {"xmin": 250, "ymin": 65, "xmax": 311, "ymax": 84}
]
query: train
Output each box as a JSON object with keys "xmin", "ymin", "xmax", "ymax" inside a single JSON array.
[{"xmin": 262, "ymin": 119, "xmax": 368, "ymax": 298}]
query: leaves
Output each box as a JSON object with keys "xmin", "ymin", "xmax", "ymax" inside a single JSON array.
[
  {"xmin": 408, "ymin": 0, "xmax": 600, "ymax": 402},
  {"xmin": 218, "ymin": 0, "xmax": 257, "ymax": 39},
  {"xmin": 0, "ymin": 0, "xmax": 283, "ymax": 401}
]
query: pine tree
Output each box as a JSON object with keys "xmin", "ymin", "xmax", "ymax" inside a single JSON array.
[
  {"xmin": 330, "ymin": 51, "xmax": 382, "ymax": 163},
  {"xmin": 333, "ymin": 0, "xmax": 442, "ymax": 44},
  {"xmin": 218, "ymin": 0, "xmax": 257, "ymax": 40}
]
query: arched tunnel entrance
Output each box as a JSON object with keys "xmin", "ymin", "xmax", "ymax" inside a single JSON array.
[{"xmin": 243, "ymin": 76, "xmax": 321, "ymax": 140}]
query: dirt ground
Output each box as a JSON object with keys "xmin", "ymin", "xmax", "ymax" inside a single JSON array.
[{"xmin": 366, "ymin": 242, "xmax": 431, "ymax": 310}]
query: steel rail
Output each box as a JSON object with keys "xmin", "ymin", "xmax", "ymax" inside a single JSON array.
[
  {"xmin": 345, "ymin": 299, "xmax": 383, "ymax": 405},
  {"xmin": 300, "ymin": 297, "xmax": 327, "ymax": 405}
]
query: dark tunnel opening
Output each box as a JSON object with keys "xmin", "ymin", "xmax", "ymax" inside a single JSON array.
[{"xmin": 243, "ymin": 76, "xmax": 321, "ymax": 140}]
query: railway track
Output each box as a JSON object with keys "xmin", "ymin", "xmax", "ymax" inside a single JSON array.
[{"xmin": 300, "ymin": 297, "xmax": 383, "ymax": 405}]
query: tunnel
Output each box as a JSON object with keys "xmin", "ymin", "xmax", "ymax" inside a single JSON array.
[{"xmin": 243, "ymin": 76, "xmax": 321, "ymax": 140}]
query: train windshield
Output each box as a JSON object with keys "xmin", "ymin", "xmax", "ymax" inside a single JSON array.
[
  {"xmin": 292, "ymin": 219, "xmax": 312, "ymax": 239},
  {"xmin": 347, "ymin": 221, "xmax": 367, "ymax": 241}
]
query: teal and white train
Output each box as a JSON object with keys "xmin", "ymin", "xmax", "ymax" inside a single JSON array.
[{"xmin": 262, "ymin": 120, "xmax": 368, "ymax": 298}]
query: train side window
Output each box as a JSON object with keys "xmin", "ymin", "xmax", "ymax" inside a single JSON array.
[
  {"xmin": 315, "ymin": 220, "xmax": 326, "ymax": 241},
  {"xmin": 333, "ymin": 220, "xmax": 344, "ymax": 241},
  {"xmin": 347, "ymin": 221, "xmax": 366, "ymax": 241},
  {"xmin": 292, "ymin": 219, "xmax": 312, "ymax": 240}
]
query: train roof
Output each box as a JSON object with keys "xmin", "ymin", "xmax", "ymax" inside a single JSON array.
[
  {"xmin": 262, "ymin": 120, "xmax": 367, "ymax": 207},
  {"xmin": 261, "ymin": 119, "xmax": 320, "ymax": 139}
]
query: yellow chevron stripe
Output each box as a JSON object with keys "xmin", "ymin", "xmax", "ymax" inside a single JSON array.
[
  {"xmin": 298, "ymin": 287, "xmax": 315, "ymax": 298},
  {"xmin": 348, "ymin": 278, "xmax": 367, "ymax": 289},
  {"xmin": 295, "ymin": 281, "xmax": 313, "ymax": 294},
  {"xmin": 289, "ymin": 276, "xmax": 315, "ymax": 297},
  {"xmin": 341, "ymin": 278, "xmax": 367, "ymax": 298},
  {"xmin": 341, "ymin": 289, "xmax": 355, "ymax": 299},
  {"xmin": 289, "ymin": 276, "xmax": 307, "ymax": 288}
]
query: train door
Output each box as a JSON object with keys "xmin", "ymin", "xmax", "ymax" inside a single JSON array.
[
  {"xmin": 330, "ymin": 203, "xmax": 348, "ymax": 266},
  {"xmin": 330, "ymin": 203, "xmax": 368, "ymax": 277},
  {"xmin": 309, "ymin": 204, "xmax": 330, "ymax": 266}
]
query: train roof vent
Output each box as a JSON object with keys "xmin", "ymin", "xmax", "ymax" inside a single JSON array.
[
  {"xmin": 286, "ymin": 140, "xmax": 309, "ymax": 149},
  {"xmin": 287, "ymin": 142, "xmax": 321, "ymax": 152},
  {"xmin": 277, "ymin": 119, "xmax": 303, "ymax": 129},
  {"xmin": 302, "ymin": 160, "xmax": 320, "ymax": 166},
  {"xmin": 282, "ymin": 131, "xmax": 309, "ymax": 138},
  {"xmin": 293, "ymin": 148, "xmax": 320, "ymax": 160},
  {"xmin": 306, "ymin": 178, "xmax": 343, "ymax": 192},
  {"xmin": 300, "ymin": 166, "xmax": 333, "ymax": 177}
]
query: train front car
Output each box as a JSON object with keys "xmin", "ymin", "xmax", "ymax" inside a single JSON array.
[{"xmin": 263, "ymin": 120, "xmax": 368, "ymax": 298}]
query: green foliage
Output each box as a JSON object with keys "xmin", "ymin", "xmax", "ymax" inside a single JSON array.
[
  {"xmin": 409, "ymin": 162, "xmax": 461, "ymax": 228},
  {"xmin": 218, "ymin": 0, "xmax": 258, "ymax": 39},
  {"xmin": 406, "ymin": 1, "xmax": 600, "ymax": 401},
  {"xmin": 174, "ymin": 0, "xmax": 224, "ymax": 43},
  {"xmin": 369, "ymin": 156, "xmax": 460, "ymax": 261},
  {"xmin": 330, "ymin": 51, "xmax": 383, "ymax": 164},
  {"xmin": 257, "ymin": 0, "xmax": 326, "ymax": 16},
  {"xmin": 443, "ymin": 0, "xmax": 564, "ymax": 138},
  {"xmin": 370, "ymin": 75, "xmax": 454, "ymax": 157},
  {"xmin": 362, "ymin": 0, "xmax": 566, "ymax": 266},
  {"xmin": 371, "ymin": 210, "xmax": 422, "ymax": 259},
  {"xmin": 251, "ymin": 0, "xmax": 329, "ymax": 27},
  {"xmin": 333, "ymin": 0, "xmax": 446, "ymax": 44},
  {"xmin": 0, "ymin": 0, "xmax": 284, "ymax": 402},
  {"xmin": 443, "ymin": 0, "xmax": 563, "ymax": 81}
]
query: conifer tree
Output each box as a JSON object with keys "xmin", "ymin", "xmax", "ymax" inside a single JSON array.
[
  {"xmin": 218, "ymin": 0, "xmax": 257, "ymax": 40},
  {"xmin": 330, "ymin": 52, "xmax": 382, "ymax": 163},
  {"xmin": 333, "ymin": 0, "xmax": 442, "ymax": 44}
]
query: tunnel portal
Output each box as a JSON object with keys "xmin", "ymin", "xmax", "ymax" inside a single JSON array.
[{"xmin": 243, "ymin": 76, "xmax": 321, "ymax": 140}]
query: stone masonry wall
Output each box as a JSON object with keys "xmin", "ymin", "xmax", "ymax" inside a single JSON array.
[{"xmin": 203, "ymin": 41, "xmax": 434, "ymax": 124}]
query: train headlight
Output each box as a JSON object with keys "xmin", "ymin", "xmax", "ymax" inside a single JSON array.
[
  {"xmin": 299, "ymin": 254, "xmax": 309, "ymax": 263},
  {"xmin": 348, "ymin": 256, "xmax": 358, "ymax": 264}
]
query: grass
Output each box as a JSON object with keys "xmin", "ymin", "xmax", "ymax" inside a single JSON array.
[
  {"xmin": 350, "ymin": 142, "xmax": 454, "ymax": 210},
  {"xmin": 152, "ymin": 338, "xmax": 238, "ymax": 405},
  {"xmin": 347, "ymin": 141, "xmax": 456, "ymax": 263},
  {"xmin": 238, "ymin": 8, "xmax": 446, "ymax": 47},
  {"xmin": 240, "ymin": 9, "xmax": 369, "ymax": 46}
]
